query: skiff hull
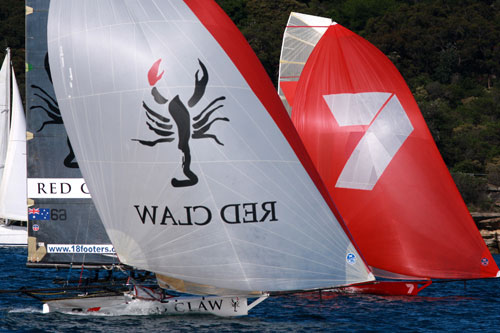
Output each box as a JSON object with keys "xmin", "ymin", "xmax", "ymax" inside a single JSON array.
[{"xmin": 42, "ymin": 293, "xmax": 251, "ymax": 317}]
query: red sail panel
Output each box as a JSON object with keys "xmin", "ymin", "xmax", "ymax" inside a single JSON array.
[
  {"xmin": 292, "ymin": 23, "xmax": 499, "ymax": 279},
  {"xmin": 279, "ymin": 81, "xmax": 298, "ymax": 110}
]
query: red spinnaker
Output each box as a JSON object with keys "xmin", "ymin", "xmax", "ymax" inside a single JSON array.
[{"xmin": 292, "ymin": 23, "xmax": 499, "ymax": 279}]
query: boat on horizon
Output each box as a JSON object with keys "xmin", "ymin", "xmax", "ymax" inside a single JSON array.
[{"xmin": 0, "ymin": 48, "xmax": 28, "ymax": 247}]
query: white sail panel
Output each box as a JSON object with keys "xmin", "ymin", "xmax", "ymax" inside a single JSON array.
[
  {"xmin": 47, "ymin": 0, "xmax": 373, "ymax": 293},
  {"xmin": 278, "ymin": 12, "xmax": 332, "ymax": 114},
  {"xmin": 0, "ymin": 69, "xmax": 27, "ymax": 221},
  {"xmin": 0, "ymin": 50, "xmax": 11, "ymax": 186},
  {"xmin": 335, "ymin": 95, "xmax": 414, "ymax": 190},
  {"xmin": 323, "ymin": 92, "xmax": 391, "ymax": 126}
]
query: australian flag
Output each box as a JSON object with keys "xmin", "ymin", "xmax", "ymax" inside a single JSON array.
[{"xmin": 28, "ymin": 208, "xmax": 50, "ymax": 221}]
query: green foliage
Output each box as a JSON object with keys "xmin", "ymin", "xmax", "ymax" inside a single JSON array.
[
  {"xmin": 0, "ymin": 0, "xmax": 25, "ymax": 101},
  {"xmin": 452, "ymin": 172, "xmax": 492, "ymax": 210},
  {"xmin": 365, "ymin": 0, "xmax": 500, "ymax": 87},
  {"xmin": 216, "ymin": 0, "xmax": 248, "ymax": 26},
  {"xmin": 486, "ymin": 158, "xmax": 500, "ymax": 186},
  {"xmin": 341, "ymin": 0, "xmax": 399, "ymax": 32}
]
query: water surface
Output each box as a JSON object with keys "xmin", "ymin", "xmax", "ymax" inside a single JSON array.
[{"xmin": 1, "ymin": 247, "xmax": 498, "ymax": 332}]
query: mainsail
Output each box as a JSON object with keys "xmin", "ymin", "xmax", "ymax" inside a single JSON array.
[
  {"xmin": 47, "ymin": 0, "xmax": 374, "ymax": 293},
  {"xmin": 291, "ymin": 22, "xmax": 500, "ymax": 280},
  {"xmin": 0, "ymin": 65, "xmax": 27, "ymax": 221},
  {"xmin": 278, "ymin": 12, "xmax": 331, "ymax": 115},
  {"xmin": 0, "ymin": 48, "xmax": 27, "ymax": 247},
  {"xmin": 26, "ymin": 0, "xmax": 116, "ymax": 266}
]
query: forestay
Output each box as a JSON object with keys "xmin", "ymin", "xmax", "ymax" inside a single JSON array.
[
  {"xmin": 47, "ymin": 0, "xmax": 374, "ymax": 293},
  {"xmin": 291, "ymin": 22, "xmax": 500, "ymax": 279}
]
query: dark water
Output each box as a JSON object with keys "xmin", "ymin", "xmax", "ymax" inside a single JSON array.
[{"xmin": 1, "ymin": 247, "xmax": 499, "ymax": 332}]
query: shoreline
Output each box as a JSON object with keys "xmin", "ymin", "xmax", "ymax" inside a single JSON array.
[{"xmin": 472, "ymin": 212, "xmax": 500, "ymax": 254}]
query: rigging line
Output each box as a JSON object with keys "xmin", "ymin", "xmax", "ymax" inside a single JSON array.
[
  {"xmin": 78, "ymin": 263, "xmax": 85, "ymax": 287},
  {"xmin": 65, "ymin": 263, "xmax": 73, "ymax": 287}
]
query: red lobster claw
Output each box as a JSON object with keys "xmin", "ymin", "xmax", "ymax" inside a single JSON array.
[{"xmin": 148, "ymin": 59, "xmax": 164, "ymax": 86}]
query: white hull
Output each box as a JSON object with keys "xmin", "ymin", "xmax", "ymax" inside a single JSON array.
[
  {"xmin": 0, "ymin": 223, "xmax": 27, "ymax": 246},
  {"xmin": 42, "ymin": 292, "xmax": 266, "ymax": 317}
]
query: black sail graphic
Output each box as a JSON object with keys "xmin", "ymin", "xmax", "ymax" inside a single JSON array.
[
  {"xmin": 26, "ymin": 0, "xmax": 116, "ymax": 267},
  {"xmin": 133, "ymin": 59, "xmax": 229, "ymax": 187}
]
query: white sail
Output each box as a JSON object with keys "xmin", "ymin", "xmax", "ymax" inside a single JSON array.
[
  {"xmin": 0, "ymin": 68, "xmax": 27, "ymax": 221},
  {"xmin": 278, "ymin": 12, "xmax": 331, "ymax": 114},
  {"xmin": 47, "ymin": 0, "xmax": 373, "ymax": 293},
  {"xmin": 0, "ymin": 50, "xmax": 11, "ymax": 186}
]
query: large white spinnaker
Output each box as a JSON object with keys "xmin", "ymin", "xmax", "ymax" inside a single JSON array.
[
  {"xmin": 0, "ymin": 68, "xmax": 27, "ymax": 221},
  {"xmin": 278, "ymin": 12, "xmax": 331, "ymax": 114},
  {"xmin": 47, "ymin": 0, "xmax": 373, "ymax": 293}
]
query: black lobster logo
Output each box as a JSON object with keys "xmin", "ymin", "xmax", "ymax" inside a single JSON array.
[
  {"xmin": 31, "ymin": 53, "xmax": 78, "ymax": 168},
  {"xmin": 133, "ymin": 58, "xmax": 229, "ymax": 187}
]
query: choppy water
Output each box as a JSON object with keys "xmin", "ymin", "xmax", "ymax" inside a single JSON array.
[{"xmin": 1, "ymin": 247, "xmax": 499, "ymax": 332}]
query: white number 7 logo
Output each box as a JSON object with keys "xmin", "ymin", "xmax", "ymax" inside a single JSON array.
[{"xmin": 323, "ymin": 92, "xmax": 414, "ymax": 190}]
